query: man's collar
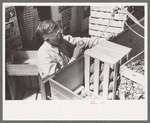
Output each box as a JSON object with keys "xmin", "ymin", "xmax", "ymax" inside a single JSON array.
[{"xmin": 44, "ymin": 41, "xmax": 59, "ymax": 54}]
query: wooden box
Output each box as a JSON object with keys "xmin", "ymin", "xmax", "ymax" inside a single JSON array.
[
  {"xmin": 40, "ymin": 40, "xmax": 131, "ymax": 100},
  {"xmin": 119, "ymin": 51, "xmax": 145, "ymax": 100},
  {"xmin": 83, "ymin": 40, "xmax": 131, "ymax": 100},
  {"xmin": 6, "ymin": 51, "xmax": 38, "ymax": 76},
  {"xmin": 6, "ymin": 51, "xmax": 39, "ymax": 100},
  {"xmin": 120, "ymin": 51, "xmax": 145, "ymax": 86},
  {"xmin": 89, "ymin": 6, "xmax": 127, "ymax": 38}
]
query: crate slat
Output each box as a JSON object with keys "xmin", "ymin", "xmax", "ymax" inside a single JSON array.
[
  {"xmin": 89, "ymin": 24, "xmax": 123, "ymax": 33},
  {"xmin": 89, "ymin": 17, "xmax": 124, "ymax": 28},
  {"xmin": 112, "ymin": 62, "xmax": 119, "ymax": 99},
  {"xmin": 103, "ymin": 63, "xmax": 110, "ymax": 99},
  {"xmin": 6, "ymin": 64, "xmax": 38, "ymax": 76},
  {"xmin": 30, "ymin": 76, "xmax": 39, "ymax": 90},
  {"xmin": 24, "ymin": 76, "xmax": 31, "ymax": 89},
  {"xmin": 73, "ymin": 85, "xmax": 84, "ymax": 94},
  {"xmin": 89, "ymin": 29, "xmax": 110, "ymax": 38},
  {"xmin": 84, "ymin": 55, "xmax": 90, "ymax": 90},
  {"xmin": 14, "ymin": 51, "xmax": 37, "ymax": 60},
  {"xmin": 91, "ymin": 11, "xmax": 127, "ymax": 21},
  {"xmin": 91, "ymin": 6, "xmax": 127, "ymax": 14},
  {"xmin": 93, "ymin": 59, "xmax": 100, "ymax": 95}
]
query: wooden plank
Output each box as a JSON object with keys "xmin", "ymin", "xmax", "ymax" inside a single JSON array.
[
  {"xmin": 126, "ymin": 30, "xmax": 144, "ymax": 48},
  {"xmin": 130, "ymin": 39, "xmax": 144, "ymax": 57},
  {"xmin": 55, "ymin": 56, "xmax": 84, "ymax": 91},
  {"xmin": 112, "ymin": 62, "xmax": 119, "ymax": 100},
  {"xmin": 24, "ymin": 76, "xmax": 31, "ymax": 89},
  {"xmin": 93, "ymin": 59, "xmax": 100, "ymax": 95},
  {"xmin": 84, "ymin": 44, "xmax": 130, "ymax": 65},
  {"xmin": 98, "ymin": 40, "xmax": 131, "ymax": 55},
  {"xmin": 23, "ymin": 90, "xmax": 38, "ymax": 100},
  {"xmin": 118, "ymin": 29, "xmax": 144, "ymax": 50},
  {"xmin": 73, "ymin": 85, "xmax": 84, "ymax": 94},
  {"xmin": 45, "ymin": 81, "xmax": 52, "ymax": 100},
  {"xmin": 89, "ymin": 29, "xmax": 110, "ymax": 38},
  {"xmin": 14, "ymin": 58, "xmax": 36, "ymax": 64},
  {"xmin": 89, "ymin": 24, "xmax": 123, "ymax": 33},
  {"xmin": 103, "ymin": 63, "xmax": 110, "ymax": 100},
  {"xmin": 84, "ymin": 55, "xmax": 90, "ymax": 90},
  {"xmin": 51, "ymin": 88, "xmax": 69, "ymax": 100},
  {"xmin": 36, "ymin": 76, "xmax": 40, "ymax": 92},
  {"xmin": 6, "ymin": 76, "xmax": 19, "ymax": 100},
  {"xmin": 91, "ymin": 11, "xmax": 127, "ymax": 21},
  {"xmin": 6, "ymin": 51, "xmax": 14, "ymax": 64},
  {"xmin": 49, "ymin": 78, "xmax": 83, "ymax": 100},
  {"xmin": 90, "ymin": 17, "xmax": 124, "ymax": 28},
  {"xmin": 36, "ymin": 93, "xmax": 42, "ymax": 100},
  {"xmin": 121, "ymin": 69, "xmax": 145, "ymax": 87},
  {"xmin": 91, "ymin": 6, "xmax": 127, "ymax": 14},
  {"xmin": 5, "ymin": 77, "xmax": 12, "ymax": 100},
  {"xmin": 17, "ymin": 76, "xmax": 26, "ymax": 100},
  {"xmin": 17, "ymin": 76, "xmax": 25, "ymax": 91},
  {"xmin": 30, "ymin": 76, "xmax": 39, "ymax": 90},
  {"xmin": 14, "ymin": 51, "xmax": 37, "ymax": 60},
  {"xmin": 56, "ymin": 70, "xmax": 84, "ymax": 91},
  {"xmin": 6, "ymin": 64, "xmax": 38, "ymax": 76},
  {"xmin": 39, "ymin": 80, "xmax": 47, "ymax": 100},
  {"xmin": 112, "ymin": 18, "xmax": 144, "ymax": 57}
]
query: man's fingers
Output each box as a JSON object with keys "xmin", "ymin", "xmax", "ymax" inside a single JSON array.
[{"xmin": 79, "ymin": 43, "xmax": 85, "ymax": 49}]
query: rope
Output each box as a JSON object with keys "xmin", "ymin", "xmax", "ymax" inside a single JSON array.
[
  {"xmin": 118, "ymin": 13, "xmax": 144, "ymax": 39},
  {"xmin": 119, "ymin": 6, "xmax": 144, "ymax": 29},
  {"xmin": 90, "ymin": 10, "xmax": 115, "ymax": 43}
]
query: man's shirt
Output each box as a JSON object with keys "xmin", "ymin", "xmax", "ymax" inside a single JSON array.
[{"xmin": 36, "ymin": 35, "xmax": 103, "ymax": 78}]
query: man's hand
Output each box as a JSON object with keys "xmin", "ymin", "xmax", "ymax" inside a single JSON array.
[
  {"xmin": 73, "ymin": 41, "xmax": 85, "ymax": 59},
  {"xmin": 106, "ymin": 33, "xmax": 117, "ymax": 41}
]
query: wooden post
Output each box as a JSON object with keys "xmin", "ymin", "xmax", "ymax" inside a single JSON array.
[
  {"xmin": 113, "ymin": 62, "xmax": 119, "ymax": 100},
  {"xmin": 103, "ymin": 63, "xmax": 110, "ymax": 100},
  {"xmin": 84, "ymin": 54, "xmax": 90, "ymax": 90},
  {"xmin": 93, "ymin": 59, "xmax": 100, "ymax": 95}
]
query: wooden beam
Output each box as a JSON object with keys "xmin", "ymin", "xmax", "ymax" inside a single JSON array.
[{"xmin": 112, "ymin": 18, "xmax": 144, "ymax": 57}]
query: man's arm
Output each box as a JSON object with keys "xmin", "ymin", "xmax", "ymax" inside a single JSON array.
[
  {"xmin": 37, "ymin": 51, "xmax": 61, "ymax": 78},
  {"xmin": 63, "ymin": 35, "xmax": 104, "ymax": 49}
]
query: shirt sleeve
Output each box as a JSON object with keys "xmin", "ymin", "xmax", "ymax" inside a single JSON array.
[
  {"xmin": 63, "ymin": 35, "xmax": 105, "ymax": 48},
  {"xmin": 37, "ymin": 51, "xmax": 60, "ymax": 78}
]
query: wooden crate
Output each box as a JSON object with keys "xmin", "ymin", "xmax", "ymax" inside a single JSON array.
[
  {"xmin": 89, "ymin": 6, "xmax": 127, "ymax": 38},
  {"xmin": 119, "ymin": 51, "xmax": 145, "ymax": 100},
  {"xmin": 120, "ymin": 51, "xmax": 145, "ymax": 86},
  {"xmin": 83, "ymin": 40, "xmax": 131, "ymax": 100},
  {"xmin": 6, "ymin": 51, "xmax": 39, "ymax": 100},
  {"xmin": 111, "ymin": 18, "xmax": 144, "ymax": 58},
  {"xmin": 39, "ymin": 56, "xmax": 85, "ymax": 100},
  {"xmin": 39, "ymin": 40, "xmax": 131, "ymax": 100}
]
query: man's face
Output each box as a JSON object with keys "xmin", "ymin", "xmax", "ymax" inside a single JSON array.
[{"xmin": 48, "ymin": 28, "xmax": 63, "ymax": 46}]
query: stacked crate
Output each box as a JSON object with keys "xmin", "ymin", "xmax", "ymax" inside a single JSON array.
[
  {"xmin": 75, "ymin": 40, "xmax": 131, "ymax": 100},
  {"xmin": 16, "ymin": 6, "xmax": 40, "ymax": 49},
  {"xmin": 6, "ymin": 51, "xmax": 39, "ymax": 100},
  {"xmin": 89, "ymin": 6, "xmax": 127, "ymax": 38},
  {"xmin": 119, "ymin": 51, "xmax": 145, "ymax": 100},
  {"xmin": 5, "ymin": 6, "xmax": 22, "ymax": 56}
]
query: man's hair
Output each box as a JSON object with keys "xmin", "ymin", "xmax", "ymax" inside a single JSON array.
[{"xmin": 36, "ymin": 20, "xmax": 62, "ymax": 40}]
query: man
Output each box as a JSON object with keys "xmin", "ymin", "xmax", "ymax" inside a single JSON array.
[{"xmin": 36, "ymin": 20, "xmax": 114, "ymax": 78}]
